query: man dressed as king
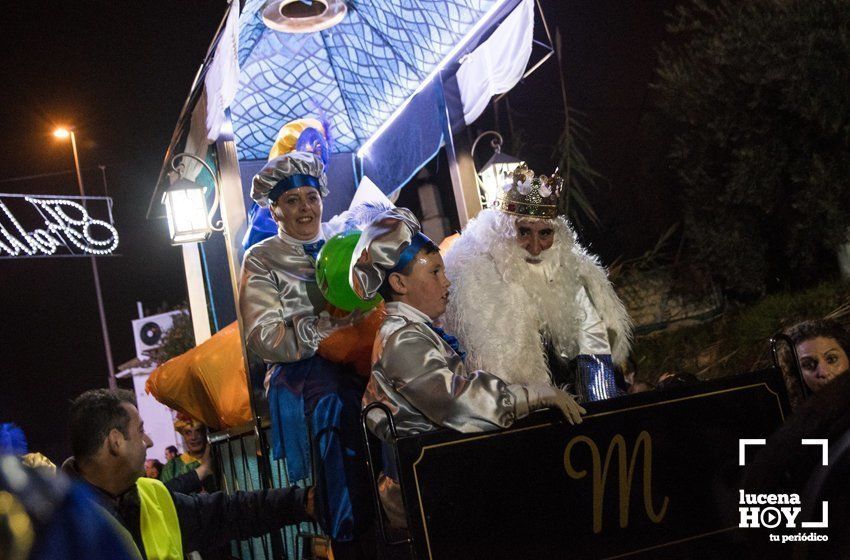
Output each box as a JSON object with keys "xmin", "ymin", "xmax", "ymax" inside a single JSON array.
[{"xmin": 443, "ymin": 164, "xmax": 632, "ymax": 402}]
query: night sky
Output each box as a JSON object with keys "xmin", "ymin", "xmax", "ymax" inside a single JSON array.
[{"xmin": 0, "ymin": 1, "xmax": 679, "ymax": 462}]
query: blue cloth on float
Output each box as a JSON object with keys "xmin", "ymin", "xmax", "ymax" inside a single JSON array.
[
  {"xmin": 267, "ymin": 355, "xmax": 370, "ymax": 541},
  {"xmin": 268, "ymin": 361, "xmax": 312, "ymax": 481},
  {"xmin": 242, "ymin": 203, "xmax": 278, "ymax": 250}
]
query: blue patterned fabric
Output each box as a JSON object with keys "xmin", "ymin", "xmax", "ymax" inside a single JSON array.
[
  {"xmin": 426, "ymin": 322, "xmax": 467, "ymax": 362},
  {"xmin": 232, "ymin": 0, "xmax": 501, "ymax": 160},
  {"xmin": 574, "ymin": 354, "xmax": 624, "ymax": 402}
]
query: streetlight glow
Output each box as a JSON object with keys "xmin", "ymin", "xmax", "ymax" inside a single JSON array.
[{"xmin": 52, "ymin": 124, "xmax": 117, "ymax": 390}]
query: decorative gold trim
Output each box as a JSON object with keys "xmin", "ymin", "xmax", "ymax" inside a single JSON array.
[
  {"xmin": 494, "ymin": 199, "xmax": 559, "ymax": 219},
  {"xmin": 409, "ymin": 381, "xmax": 784, "ymax": 560},
  {"xmin": 600, "ymin": 526, "xmax": 739, "ymax": 560}
]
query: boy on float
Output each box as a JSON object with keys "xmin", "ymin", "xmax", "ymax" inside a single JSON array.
[
  {"xmin": 350, "ymin": 208, "xmax": 586, "ymax": 529},
  {"xmin": 239, "ymin": 148, "xmax": 373, "ymax": 558}
]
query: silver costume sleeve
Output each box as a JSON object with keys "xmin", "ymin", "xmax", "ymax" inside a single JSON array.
[
  {"xmin": 239, "ymin": 253, "xmax": 321, "ymax": 363},
  {"xmin": 576, "ymin": 285, "xmax": 613, "ymax": 355},
  {"xmin": 381, "ymin": 326, "xmax": 526, "ymax": 433}
]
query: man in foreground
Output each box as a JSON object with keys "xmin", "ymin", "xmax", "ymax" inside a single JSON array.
[{"xmin": 62, "ymin": 389, "xmax": 313, "ymax": 558}]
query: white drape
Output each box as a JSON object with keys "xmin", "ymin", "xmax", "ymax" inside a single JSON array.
[
  {"xmin": 455, "ymin": 0, "xmax": 534, "ymax": 125},
  {"xmin": 176, "ymin": 1, "xmax": 240, "ymax": 183},
  {"xmin": 205, "ymin": 1, "xmax": 240, "ymax": 142}
]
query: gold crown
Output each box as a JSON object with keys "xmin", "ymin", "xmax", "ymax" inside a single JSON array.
[{"xmin": 495, "ymin": 164, "xmax": 563, "ymax": 219}]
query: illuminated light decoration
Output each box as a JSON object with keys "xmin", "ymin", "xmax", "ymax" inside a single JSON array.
[
  {"xmin": 471, "ymin": 130, "xmax": 524, "ymax": 208},
  {"xmin": 162, "ymin": 153, "xmax": 224, "ymax": 245},
  {"xmin": 355, "ymin": 0, "xmax": 514, "ymax": 158},
  {"xmin": 478, "ymin": 151, "xmax": 524, "ymax": 208},
  {"xmin": 163, "ymin": 178, "xmax": 212, "ymax": 244},
  {"xmin": 231, "ymin": 0, "xmax": 510, "ymax": 161},
  {"xmin": 262, "ymin": 0, "xmax": 347, "ymax": 33},
  {"xmin": 0, "ymin": 194, "xmax": 119, "ymax": 258}
]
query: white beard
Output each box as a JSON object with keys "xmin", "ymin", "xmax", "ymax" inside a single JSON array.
[
  {"xmin": 523, "ymin": 245, "xmax": 559, "ymax": 280},
  {"xmin": 443, "ymin": 210, "xmax": 632, "ymax": 386}
]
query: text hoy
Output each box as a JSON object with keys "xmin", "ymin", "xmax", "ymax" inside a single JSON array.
[{"xmin": 738, "ymin": 490, "xmax": 828, "ymax": 529}]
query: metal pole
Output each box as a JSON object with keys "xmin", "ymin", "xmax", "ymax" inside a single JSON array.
[
  {"xmin": 69, "ymin": 131, "xmax": 117, "ymax": 390},
  {"xmin": 438, "ymin": 73, "xmax": 482, "ymax": 226}
]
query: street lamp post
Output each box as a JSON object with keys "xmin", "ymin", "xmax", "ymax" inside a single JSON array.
[{"xmin": 54, "ymin": 127, "xmax": 117, "ymax": 390}]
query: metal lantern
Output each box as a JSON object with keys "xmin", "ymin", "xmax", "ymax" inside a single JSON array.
[
  {"xmin": 163, "ymin": 178, "xmax": 212, "ymax": 244},
  {"xmin": 476, "ymin": 143, "xmax": 523, "ymax": 208},
  {"xmin": 162, "ymin": 154, "xmax": 223, "ymax": 245}
]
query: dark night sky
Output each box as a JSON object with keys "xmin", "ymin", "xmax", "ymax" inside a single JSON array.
[{"xmin": 0, "ymin": 1, "xmax": 680, "ymax": 462}]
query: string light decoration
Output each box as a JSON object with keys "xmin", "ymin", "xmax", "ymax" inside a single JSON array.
[{"xmin": 0, "ymin": 194, "xmax": 119, "ymax": 258}]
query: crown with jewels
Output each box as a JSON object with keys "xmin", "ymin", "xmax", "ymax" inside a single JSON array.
[{"xmin": 495, "ymin": 164, "xmax": 563, "ymax": 219}]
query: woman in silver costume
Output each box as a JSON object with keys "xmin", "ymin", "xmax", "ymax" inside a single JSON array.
[
  {"xmin": 238, "ymin": 150, "xmax": 372, "ymax": 558},
  {"xmin": 350, "ymin": 208, "xmax": 586, "ymax": 528}
]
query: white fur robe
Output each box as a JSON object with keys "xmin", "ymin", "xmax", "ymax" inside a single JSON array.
[{"xmin": 443, "ymin": 210, "xmax": 632, "ymax": 386}]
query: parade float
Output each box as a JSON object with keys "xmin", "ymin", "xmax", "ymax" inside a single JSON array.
[{"xmin": 147, "ymin": 1, "xmax": 819, "ymax": 559}]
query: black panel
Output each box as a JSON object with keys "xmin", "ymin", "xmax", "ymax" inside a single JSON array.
[{"xmin": 394, "ymin": 369, "xmax": 789, "ymax": 560}]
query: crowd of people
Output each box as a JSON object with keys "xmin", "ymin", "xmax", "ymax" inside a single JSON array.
[{"xmin": 2, "ymin": 119, "xmax": 848, "ymax": 559}]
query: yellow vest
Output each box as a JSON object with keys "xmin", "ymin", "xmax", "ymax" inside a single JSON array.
[{"xmin": 136, "ymin": 477, "xmax": 183, "ymax": 559}]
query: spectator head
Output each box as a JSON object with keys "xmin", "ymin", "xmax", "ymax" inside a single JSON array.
[
  {"xmin": 174, "ymin": 416, "xmax": 207, "ymax": 457},
  {"xmin": 786, "ymin": 319, "xmax": 850, "ymax": 393},
  {"xmin": 144, "ymin": 458, "xmax": 163, "ymax": 479},
  {"xmin": 69, "ymin": 389, "xmax": 152, "ymax": 487},
  {"xmin": 165, "ymin": 445, "xmax": 178, "ymax": 461}
]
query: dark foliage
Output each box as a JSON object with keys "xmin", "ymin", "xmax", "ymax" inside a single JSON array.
[{"xmin": 654, "ymin": 0, "xmax": 850, "ymax": 294}]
